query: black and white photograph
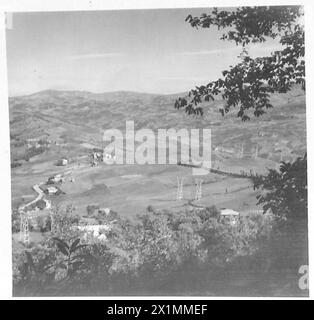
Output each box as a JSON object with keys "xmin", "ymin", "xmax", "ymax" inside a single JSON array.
[{"xmin": 1, "ymin": 1, "xmax": 311, "ymax": 298}]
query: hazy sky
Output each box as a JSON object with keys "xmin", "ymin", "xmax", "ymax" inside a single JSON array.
[{"xmin": 6, "ymin": 8, "xmax": 283, "ymax": 96}]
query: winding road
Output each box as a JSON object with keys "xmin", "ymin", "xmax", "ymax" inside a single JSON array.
[{"xmin": 19, "ymin": 182, "xmax": 45, "ymax": 212}]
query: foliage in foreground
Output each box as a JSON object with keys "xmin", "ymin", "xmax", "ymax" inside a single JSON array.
[
  {"xmin": 13, "ymin": 206, "xmax": 276, "ymax": 296},
  {"xmin": 253, "ymin": 154, "xmax": 307, "ymax": 220},
  {"xmin": 175, "ymin": 6, "xmax": 305, "ymax": 120}
]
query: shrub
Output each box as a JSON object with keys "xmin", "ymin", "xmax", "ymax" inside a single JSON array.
[
  {"xmin": 23, "ymin": 146, "xmax": 47, "ymax": 161},
  {"xmin": 35, "ymin": 215, "xmax": 52, "ymax": 232},
  {"xmin": 104, "ymin": 207, "xmax": 274, "ymax": 288},
  {"xmin": 13, "ymin": 206, "xmax": 275, "ymax": 296},
  {"xmin": 86, "ymin": 205, "xmax": 99, "ymax": 216},
  {"xmin": 13, "ymin": 238, "xmax": 89, "ymax": 296},
  {"xmin": 50, "ymin": 210, "xmax": 81, "ymax": 241},
  {"xmin": 11, "ymin": 162, "xmax": 22, "ymax": 168},
  {"xmin": 12, "ymin": 211, "xmax": 21, "ymax": 233}
]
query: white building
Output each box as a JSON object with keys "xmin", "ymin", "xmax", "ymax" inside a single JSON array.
[
  {"xmin": 220, "ymin": 208, "xmax": 240, "ymax": 225},
  {"xmin": 76, "ymin": 224, "xmax": 111, "ymax": 241},
  {"xmin": 44, "ymin": 199, "xmax": 52, "ymax": 209},
  {"xmin": 48, "ymin": 173, "xmax": 63, "ymax": 183},
  {"xmin": 58, "ymin": 159, "xmax": 68, "ymax": 166},
  {"xmin": 220, "ymin": 208, "xmax": 240, "ymax": 216},
  {"xmin": 46, "ymin": 186, "xmax": 59, "ymax": 195}
]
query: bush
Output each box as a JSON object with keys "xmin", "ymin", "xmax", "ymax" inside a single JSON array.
[
  {"xmin": 11, "ymin": 162, "xmax": 22, "ymax": 168},
  {"xmin": 12, "ymin": 211, "xmax": 21, "ymax": 233},
  {"xmin": 86, "ymin": 205, "xmax": 99, "ymax": 216},
  {"xmin": 13, "ymin": 238, "xmax": 89, "ymax": 296},
  {"xmin": 35, "ymin": 216, "xmax": 52, "ymax": 232},
  {"xmin": 13, "ymin": 206, "xmax": 275, "ymax": 296},
  {"xmin": 23, "ymin": 146, "xmax": 47, "ymax": 161}
]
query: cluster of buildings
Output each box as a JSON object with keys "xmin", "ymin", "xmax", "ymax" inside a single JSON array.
[
  {"xmin": 91, "ymin": 149, "xmax": 116, "ymax": 166},
  {"xmin": 45, "ymin": 174, "xmax": 66, "ymax": 195},
  {"xmin": 47, "ymin": 173, "xmax": 64, "ymax": 184},
  {"xmin": 26, "ymin": 138, "xmax": 51, "ymax": 150}
]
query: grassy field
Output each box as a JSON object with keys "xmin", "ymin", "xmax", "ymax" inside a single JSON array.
[
  {"xmin": 9, "ymin": 87, "xmax": 306, "ymax": 231},
  {"xmin": 11, "ymin": 151, "xmax": 262, "ymax": 218}
]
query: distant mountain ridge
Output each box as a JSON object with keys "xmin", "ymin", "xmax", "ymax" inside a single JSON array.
[
  {"xmin": 10, "ymin": 89, "xmax": 188, "ymax": 101},
  {"xmin": 10, "ymin": 83, "xmax": 304, "ymax": 101}
]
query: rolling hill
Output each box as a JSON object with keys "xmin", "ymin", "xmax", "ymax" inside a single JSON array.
[{"xmin": 9, "ymin": 86, "xmax": 306, "ymax": 166}]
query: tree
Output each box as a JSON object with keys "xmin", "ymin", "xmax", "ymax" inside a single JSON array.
[
  {"xmin": 174, "ymin": 6, "xmax": 305, "ymax": 121},
  {"xmin": 253, "ymin": 154, "xmax": 307, "ymax": 219}
]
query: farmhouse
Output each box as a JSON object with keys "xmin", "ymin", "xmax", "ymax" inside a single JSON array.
[
  {"xmin": 45, "ymin": 186, "xmax": 59, "ymax": 195},
  {"xmin": 47, "ymin": 173, "xmax": 63, "ymax": 184},
  {"xmin": 99, "ymin": 207, "xmax": 111, "ymax": 215},
  {"xmin": 219, "ymin": 208, "xmax": 240, "ymax": 225},
  {"xmin": 57, "ymin": 158, "xmax": 68, "ymax": 166},
  {"xmin": 98, "ymin": 208, "xmax": 118, "ymax": 221}
]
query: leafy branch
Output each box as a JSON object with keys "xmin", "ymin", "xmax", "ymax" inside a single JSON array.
[{"xmin": 175, "ymin": 6, "xmax": 305, "ymax": 121}]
